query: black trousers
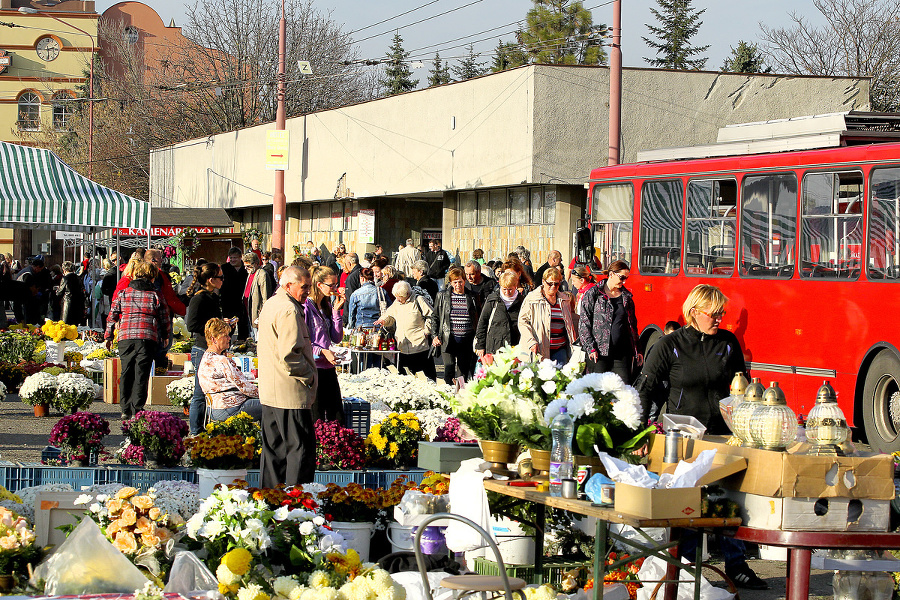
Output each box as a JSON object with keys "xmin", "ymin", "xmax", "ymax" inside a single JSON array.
[
  {"xmin": 399, "ymin": 350, "xmax": 437, "ymax": 381},
  {"xmin": 118, "ymin": 338, "xmax": 158, "ymax": 419},
  {"xmin": 441, "ymin": 334, "xmax": 475, "ymax": 385},
  {"xmin": 313, "ymin": 367, "xmax": 344, "ymax": 423},
  {"xmin": 260, "ymin": 405, "xmax": 315, "ymax": 488}
]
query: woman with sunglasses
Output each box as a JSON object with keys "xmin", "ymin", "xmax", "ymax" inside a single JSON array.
[
  {"xmin": 305, "ymin": 265, "xmax": 346, "ymax": 422},
  {"xmin": 578, "ymin": 260, "xmax": 640, "ymax": 381},
  {"xmin": 186, "ymin": 262, "xmax": 229, "ymax": 435},
  {"xmin": 518, "ymin": 267, "xmax": 576, "ymax": 365}
]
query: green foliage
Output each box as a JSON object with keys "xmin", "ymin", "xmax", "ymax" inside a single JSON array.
[
  {"xmin": 642, "ymin": 0, "xmax": 709, "ymax": 70},
  {"xmin": 492, "ymin": 41, "xmax": 529, "ymax": 72},
  {"xmin": 517, "ymin": 0, "xmax": 607, "ymax": 66},
  {"xmin": 721, "ymin": 40, "xmax": 769, "ymax": 73},
  {"xmin": 452, "ymin": 45, "xmax": 487, "ymax": 81},
  {"xmin": 380, "ymin": 32, "xmax": 418, "ymax": 96},
  {"xmin": 427, "ymin": 52, "xmax": 452, "ymax": 87},
  {"xmin": 455, "ymin": 404, "xmax": 521, "ymax": 445},
  {"xmin": 0, "ymin": 331, "xmax": 40, "ymax": 364}
]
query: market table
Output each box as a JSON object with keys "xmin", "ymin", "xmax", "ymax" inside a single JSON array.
[
  {"xmin": 483, "ymin": 480, "xmax": 742, "ymax": 600},
  {"xmin": 730, "ymin": 527, "xmax": 900, "ymax": 600}
]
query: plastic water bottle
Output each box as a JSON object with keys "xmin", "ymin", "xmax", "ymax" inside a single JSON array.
[{"xmin": 549, "ymin": 407, "xmax": 574, "ymax": 497}]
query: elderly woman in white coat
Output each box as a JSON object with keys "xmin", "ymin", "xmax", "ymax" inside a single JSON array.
[
  {"xmin": 518, "ymin": 267, "xmax": 576, "ymax": 365},
  {"xmin": 374, "ymin": 281, "xmax": 436, "ymax": 380}
]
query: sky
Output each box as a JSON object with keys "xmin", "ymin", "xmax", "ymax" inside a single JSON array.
[{"xmin": 92, "ymin": 0, "xmax": 824, "ymax": 75}]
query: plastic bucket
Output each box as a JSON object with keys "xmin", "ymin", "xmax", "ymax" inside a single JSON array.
[
  {"xmin": 386, "ymin": 522, "xmax": 415, "ymax": 553},
  {"xmin": 197, "ymin": 468, "xmax": 248, "ymax": 498},
  {"xmin": 331, "ymin": 521, "xmax": 376, "ymax": 562},
  {"xmin": 492, "ymin": 518, "xmax": 535, "ymax": 565}
]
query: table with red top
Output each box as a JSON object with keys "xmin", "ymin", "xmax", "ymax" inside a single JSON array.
[{"xmin": 731, "ymin": 527, "xmax": 900, "ymax": 600}]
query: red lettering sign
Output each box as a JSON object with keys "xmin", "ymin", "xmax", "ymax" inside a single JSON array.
[{"xmin": 109, "ymin": 226, "xmax": 218, "ymax": 236}]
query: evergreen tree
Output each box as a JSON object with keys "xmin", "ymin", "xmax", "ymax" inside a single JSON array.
[
  {"xmin": 491, "ymin": 40, "xmax": 528, "ymax": 72},
  {"xmin": 519, "ymin": 0, "xmax": 607, "ymax": 65},
  {"xmin": 380, "ymin": 32, "xmax": 418, "ymax": 95},
  {"xmin": 721, "ymin": 40, "xmax": 769, "ymax": 73},
  {"xmin": 452, "ymin": 45, "xmax": 487, "ymax": 81},
  {"xmin": 427, "ymin": 52, "xmax": 452, "ymax": 87},
  {"xmin": 643, "ymin": 0, "xmax": 709, "ymax": 70}
]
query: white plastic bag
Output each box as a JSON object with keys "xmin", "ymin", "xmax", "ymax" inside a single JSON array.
[
  {"xmin": 444, "ymin": 457, "xmax": 495, "ymax": 552},
  {"xmin": 635, "ymin": 555, "xmax": 733, "ymax": 600},
  {"xmin": 32, "ymin": 518, "xmax": 149, "ymax": 595},
  {"xmin": 163, "ymin": 551, "xmax": 218, "ymax": 593}
]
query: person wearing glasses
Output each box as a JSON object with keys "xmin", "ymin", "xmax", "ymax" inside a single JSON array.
[
  {"xmin": 185, "ymin": 262, "xmax": 229, "ymax": 434},
  {"xmin": 197, "ymin": 318, "xmax": 261, "ymax": 423},
  {"xmin": 634, "ymin": 284, "xmax": 764, "ymax": 590},
  {"xmin": 578, "ymin": 260, "xmax": 640, "ymax": 381},
  {"xmin": 257, "ymin": 266, "xmax": 318, "ymax": 487},
  {"xmin": 305, "ymin": 266, "xmax": 346, "ymax": 422},
  {"xmin": 518, "ymin": 267, "xmax": 576, "ymax": 365}
]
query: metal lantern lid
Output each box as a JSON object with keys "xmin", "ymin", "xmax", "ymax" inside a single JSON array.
[
  {"xmin": 730, "ymin": 372, "xmax": 749, "ymax": 397},
  {"xmin": 762, "ymin": 381, "xmax": 787, "ymax": 406},
  {"xmin": 815, "ymin": 380, "xmax": 837, "ymax": 405},
  {"xmin": 744, "ymin": 378, "xmax": 766, "ymax": 403}
]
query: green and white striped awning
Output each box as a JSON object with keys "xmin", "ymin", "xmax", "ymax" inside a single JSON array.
[{"xmin": 0, "ymin": 141, "xmax": 150, "ymax": 232}]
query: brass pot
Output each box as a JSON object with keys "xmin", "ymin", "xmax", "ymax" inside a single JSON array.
[
  {"xmin": 530, "ymin": 449, "xmax": 551, "ymax": 473},
  {"xmin": 574, "ymin": 454, "xmax": 608, "ymax": 476},
  {"xmin": 479, "ymin": 440, "xmax": 518, "ymax": 469}
]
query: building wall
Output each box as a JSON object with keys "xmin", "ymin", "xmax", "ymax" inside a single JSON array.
[{"xmin": 0, "ymin": 6, "xmax": 97, "ymax": 143}]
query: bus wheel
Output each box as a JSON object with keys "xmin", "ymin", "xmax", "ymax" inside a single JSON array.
[{"xmin": 862, "ymin": 351, "xmax": 900, "ymax": 453}]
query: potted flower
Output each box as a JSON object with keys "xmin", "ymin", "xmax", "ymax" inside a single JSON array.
[
  {"xmin": 19, "ymin": 371, "xmax": 57, "ymax": 417},
  {"xmin": 54, "ymin": 372, "xmax": 97, "ymax": 414},
  {"xmin": 365, "ymin": 412, "xmax": 426, "ymax": 469},
  {"xmin": 166, "ymin": 377, "xmax": 195, "ymax": 414},
  {"xmin": 185, "ymin": 413, "xmax": 261, "ymax": 496},
  {"xmin": 122, "ymin": 410, "xmax": 189, "ymax": 468},
  {"xmin": 0, "ymin": 330, "xmax": 41, "ymax": 364},
  {"xmin": 48, "ymin": 412, "xmax": 109, "ymax": 467},
  {"xmin": 0, "ymin": 507, "xmax": 42, "ymax": 591},
  {"xmin": 315, "ymin": 419, "xmax": 366, "ymax": 471},
  {"xmin": 0, "ymin": 363, "xmax": 27, "ymax": 393},
  {"xmin": 318, "ymin": 482, "xmax": 380, "ymax": 561}
]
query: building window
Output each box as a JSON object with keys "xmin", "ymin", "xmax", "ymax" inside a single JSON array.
[
  {"xmin": 740, "ymin": 173, "xmax": 798, "ymax": 278},
  {"xmin": 639, "ymin": 179, "xmax": 683, "ymax": 275},
  {"xmin": 490, "ymin": 190, "xmax": 507, "ymax": 226},
  {"xmin": 457, "ymin": 192, "xmax": 476, "ymax": 227},
  {"xmin": 592, "ymin": 183, "xmax": 633, "ymax": 267},
  {"xmin": 52, "ymin": 93, "xmax": 73, "ymax": 131},
  {"xmin": 530, "ymin": 188, "xmax": 543, "ymax": 224},
  {"xmin": 476, "ymin": 191, "xmax": 490, "ymax": 226},
  {"xmin": 544, "ymin": 187, "xmax": 556, "ymax": 224},
  {"xmin": 800, "ymin": 171, "xmax": 863, "ymax": 279},
  {"xmin": 18, "ymin": 92, "xmax": 41, "ymax": 131},
  {"xmin": 685, "ymin": 179, "xmax": 737, "ymax": 276},
  {"xmin": 509, "ymin": 188, "xmax": 528, "ymax": 225}
]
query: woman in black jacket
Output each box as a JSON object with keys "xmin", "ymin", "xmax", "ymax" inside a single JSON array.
[
  {"xmin": 185, "ymin": 262, "xmax": 226, "ymax": 435},
  {"xmin": 475, "ymin": 270, "xmax": 522, "ymax": 357},
  {"xmin": 430, "ymin": 267, "xmax": 478, "ymax": 385},
  {"xmin": 54, "ymin": 261, "xmax": 85, "ymax": 325}
]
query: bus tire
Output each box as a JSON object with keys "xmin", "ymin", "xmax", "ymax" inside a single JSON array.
[{"xmin": 862, "ymin": 350, "xmax": 900, "ymax": 453}]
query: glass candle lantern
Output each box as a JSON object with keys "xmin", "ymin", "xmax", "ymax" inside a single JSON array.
[
  {"xmin": 732, "ymin": 377, "xmax": 765, "ymax": 447},
  {"xmin": 805, "ymin": 380, "xmax": 849, "ymax": 456},
  {"xmin": 749, "ymin": 381, "xmax": 797, "ymax": 451},
  {"xmin": 724, "ymin": 372, "xmax": 750, "ymax": 445}
]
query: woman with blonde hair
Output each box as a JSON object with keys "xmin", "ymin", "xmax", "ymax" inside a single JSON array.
[
  {"xmin": 198, "ymin": 318, "xmax": 261, "ymax": 422},
  {"xmin": 518, "ymin": 267, "xmax": 576, "ymax": 365}
]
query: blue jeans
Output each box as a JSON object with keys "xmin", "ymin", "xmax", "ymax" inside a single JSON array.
[
  {"xmin": 210, "ymin": 397, "xmax": 263, "ymax": 423},
  {"xmin": 189, "ymin": 346, "xmax": 206, "ymax": 435},
  {"xmin": 679, "ymin": 532, "xmax": 746, "ymax": 569},
  {"xmin": 550, "ymin": 345, "xmax": 571, "ymax": 367}
]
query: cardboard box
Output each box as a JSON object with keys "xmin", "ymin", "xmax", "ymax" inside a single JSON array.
[
  {"xmin": 647, "ymin": 434, "xmax": 894, "ymax": 499},
  {"xmin": 148, "ymin": 374, "xmax": 185, "ymax": 406},
  {"xmin": 167, "ymin": 352, "xmax": 191, "ymax": 368},
  {"xmin": 725, "ymin": 490, "xmax": 890, "ymax": 532},
  {"xmin": 102, "ymin": 358, "xmax": 121, "ymax": 404},
  {"xmin": 614, "ymin": 483, "xmax": 701, "ymax": 519},
  {"xmin": 417, "ymin": 442, "xmax": 483, "ymax": 472}
]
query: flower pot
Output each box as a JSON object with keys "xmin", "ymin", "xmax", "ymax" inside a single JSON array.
[
  {"xmin": 574, "ymin": 454, "xmax": 607, "ymax": 476},
  {"xmin": 183, "ymin": 407, "xmax": 190, "ymax": 416},
  {"xmin": 479, "ymin": 440, "xmax": 518, "ymax": 470},
  {"xmin": 197, "ymin": 467, "xmax": 248, "ymax": 498},
  {"xmin": 33, "ymin": 403, "xmax": 50, "ymax": 418},
  {"xmin": 144, "ymin": 451, "xmax": 160, "ymax": 470},
  {"xmin": 69, "ymin": 459, "xmax": 86, "ymax": 468},
  {"xmin": 0, "ymin": 574, "xmax": 13, "ymax": 592},
  {"xmin": 386, "ymin": 522, "xmax": 415, "ymax": 554},
  {"xmin": 530, "ymin": 449, "xmax": 551, "ymax": 474},
  {"xmin": 331, "ymin": 521, "xmax": 375, "ymax": 562}
]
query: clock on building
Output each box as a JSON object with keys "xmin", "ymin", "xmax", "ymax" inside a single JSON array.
[{"xmin": 36, "ymin": 36, "xmax": 61, "ymax": 61}]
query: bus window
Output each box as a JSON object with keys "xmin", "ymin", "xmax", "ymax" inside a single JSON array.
[
  {"xmin": 740, "ymin": 173, "xmax": 797, "ymax": 278},
  {"xmin": 639, "ymin": 179, "xmax": 683, "ymax": 275},
  {"xmin": 685, "ymin": 179, "xmax": 737, "ymax": 276},
  {"xmin": 800, "ymin": 171, "xmax": 863, "ymax": 280},
  {"xmin": 869, "ymin": 167, "xmax": 900, "ymax": 280},
  {"xmin": 591, "ymin": 183, "xmax": 633, "ymax": 267}
]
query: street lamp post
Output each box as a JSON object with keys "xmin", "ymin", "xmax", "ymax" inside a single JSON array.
[
  {"xmin": 271, "ymin": 0, "xmax": 287, "ymax": 252},
  {"xmin": 19, "ymin": 6, "xmax": 95, "ymax": 178}
]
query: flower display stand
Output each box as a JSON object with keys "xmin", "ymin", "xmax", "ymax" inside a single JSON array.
[
  {"xmin": 331, "ymin": 521, "xmax": 375, "ymax": 561},
  {"xmin": 197, "ymin": 468, "xmax": 248, "ymax": 497}
]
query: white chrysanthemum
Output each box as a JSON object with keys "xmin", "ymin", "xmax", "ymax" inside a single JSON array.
[
  {"xmin": 74, "ymin": 493, "xmax": 92, "ymax": 506},
  {"xmin": 308, "ymin": 571, "xmax": 330, "ymax": 588},
  {"xmin": 288, "ymin": 586, "xmax": 306, "ymax": 600},
  {"xmin": 273, "ymin": 576, "xmax": 301, "ymax": 599},
  {"xmin": 616, "ymin": 384, "xmax": 641, "ymax": 408},
  {"xmin": 541, "ymin": 380, "xmax": 556, "ymax": 394},
  {"xmin": 313, "ymin": 515, "xmax": 325, "ymax": 526},
  {"xmin": 612, "ymin": 397, "xmax": 642, "ymax": 430},
  {"xmin": 0, "ymin": 380, "xmax": 6, "ymax": 402},
  {"xmin": 273, "ymin": 505, "xmax": 290, "ymax": 521},
  {"xmin": 543, "ymin": 397, "xmax": 567, "ymax": 425},
  {"xmin": 237, "ymin": 583, "xmax": 267, "ymax": 600},
  {"xmin": 216, "ymin": 563, "xmax": 240, "ymax": 586},
  {"xmin": 567, "ymin": 393, "xmax": 596, "ymax": 420},
  {"xmin": 186, "ymin": 513, "xmax": 205, "ymax": 538},
  {"xmin": 536, "ymin": 360, "xmax": 557, "ymax": 382},
  {"xmin": 375, "ymin": 583, "xmax": 405, "ymax": 600},
  {"xmin": 519, "ymin": 368, "xmax": 534, "ymax": 381},
  {"xmin": 299, "ymin": 521, "xmax": 315, "ymax": 535},
  {"xmin": 369, "ymin": 569, "xmax": 394, "ymax": 593}
]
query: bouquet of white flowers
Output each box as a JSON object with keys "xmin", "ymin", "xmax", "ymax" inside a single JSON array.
[
  {"xmin": 19, "ymin": 371, "xmax": 57, "ymax": 407},
  {"xmin": 54, "ymin": 372, "xmax": 96, "ymax": 413},
  {"xmin": 338, "ymin": 368, "xmax": 454, "ymax": 412},
  {"xmin": 166, "ymin": 376, "xmax": 195, "ymax": 409}
]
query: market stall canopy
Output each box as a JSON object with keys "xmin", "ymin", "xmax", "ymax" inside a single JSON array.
[
  {"xmin": 0, "ymin": 141, "xmax": 150, "ymax": 232},
  {"xmin": 148, "ymin": 207, "xmax": 233, "ymax": 229}
]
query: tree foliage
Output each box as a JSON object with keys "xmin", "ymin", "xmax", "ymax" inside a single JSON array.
[
  {"xmin": 427, "ymin": 52, "xmax": 452, "ymax": 87},
  {"xmin": 643, "ymin": 0, "xmax": 709, "ymax": 70},
  {"xmin": 42, "ymin": 0, "xmax": 375, "ymax": 199},
  {"xmin": 491, "ymin": 41, "xmax": 528, "ymax": 73},
  {"xmin": 759, "ymin": 0, "xmax": 900, "ymax": 111},
  {"xmin": 452, "ymin": 45, "xmax": 487, "ymax": 81},
  {"xmin": 380, "ymin": 32, "xmax": 418, "ymax": 96},
  {"xmin": 721, "ymin": 40, "xmax": 770, "ymax": 73}
]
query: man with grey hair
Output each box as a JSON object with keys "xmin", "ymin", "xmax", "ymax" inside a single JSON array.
[
  {"xmin": 405, "ymin": 259, "xmax": 438, "ymax": 302},
  {"xmin": 257, "ymin": 266, "xmax": 318, "ymax": 486},
  {"xmin": 535, "ymin": 250, "xmax": 564, "ymax": 285},
  {"xmin": 464, "ymin": 260, "xmax": 495, "ymax": 312},
  {"xmin": 341, "ymin": 253, "xmax": 361, "ymax": 326},
  {"xmin": 396, "ymin": 238, "xmax": 420, "ymax": 276}
]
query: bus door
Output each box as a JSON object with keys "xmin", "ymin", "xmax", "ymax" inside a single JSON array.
[{"xmin": 591, "ymin": 183, "xmax": 633, "ymax": 267}]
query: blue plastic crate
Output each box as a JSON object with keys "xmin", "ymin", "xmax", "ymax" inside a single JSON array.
[
  {"xmin": 375, "ymin": 469, "xmax": 427, "ymax": 489},
  {"xmin": 119, "ymin": 467, "xmax": 197, "ymax": 490},
  {"xmin": 1, "ymin": 464, "xmax": 36, "ymax": 493},
  {"xmin": 14, "ymin": 462, "xmax": 96, "ymax": 490},
  {"xmin": 245, "ymin": 470, "xmax": 260, "ymax": 488},
  {"xmin": 342, "ymin": 398, "xmax": 371, "ymax": 438},
  {"xmin": 314, "ymin": 470, "xmax": 368, "ymax": 486},
  {"xmin": 0, "ymin": 461, "xmax": 17, "ymax": 492}
]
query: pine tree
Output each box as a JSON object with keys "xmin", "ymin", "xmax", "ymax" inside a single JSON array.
[
  {"xmin": 642, "ymin": 0, "xmax": 709, "ymax": 70},
  {"xmin": 380, "ymin": 32, "xmax": 418, "ymax": 95},
  {"xmin": 519, "ymin": 0, "xmax": 607, "ymax": 65},
  {"xmin": 721, "ymin": 40, "xmax": 770, "ymax": 74},
  {"xmin": 427, "ymin": 52, "xmax": 452, "ymax": 87},
  {"xmin": 452, "ymin": 45, "xmax": 487, "ymax": 81},
  {"xmin": 491, "ymin": 40, "xmax": 529, "ymax": 72}
]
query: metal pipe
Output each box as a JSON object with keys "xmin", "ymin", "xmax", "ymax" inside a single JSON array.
[
  {"xmin": 271, "ymin": 0, "xmax": 287, "ymax": 251},
  {"xmin": 607, "ymin": 0, "xmax": 622, "ymax": 166}
]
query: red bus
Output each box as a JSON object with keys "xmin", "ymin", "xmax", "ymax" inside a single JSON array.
[{"xmin": 587, "ymin": 142, "xmax": 900, "ymax": 452}]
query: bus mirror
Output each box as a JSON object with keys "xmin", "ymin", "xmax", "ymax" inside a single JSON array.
[{"xmin": 574, "ymin": 225, "xmax": 595, "ymax": 267}]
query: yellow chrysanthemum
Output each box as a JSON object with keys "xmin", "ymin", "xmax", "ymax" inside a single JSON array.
[{"xmin": 222, "ymin": 547, "xmax": 253, "ymax": 576}]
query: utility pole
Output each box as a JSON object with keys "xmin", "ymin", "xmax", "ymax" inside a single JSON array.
[
  {"xmin": 271, "ymin": 0, "xmax": 287, "ymax": 252},
  {"xmin": 607, "ymin": 0, "xmax": 622, "ymax": 166}
]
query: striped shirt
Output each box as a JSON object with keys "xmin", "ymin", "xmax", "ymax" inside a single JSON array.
[
  {"xmin": 549, "ymin": 301, "xmax": 567, "ymax": 350},
  {"xmin": 450, "ymin": 292, "xmax": 473, "ymax": 337}
]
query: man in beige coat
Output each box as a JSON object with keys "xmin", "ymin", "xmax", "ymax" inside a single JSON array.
[{"xmin": 257, "ymin": 266, "xmax": 318, "ymax": 487}]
